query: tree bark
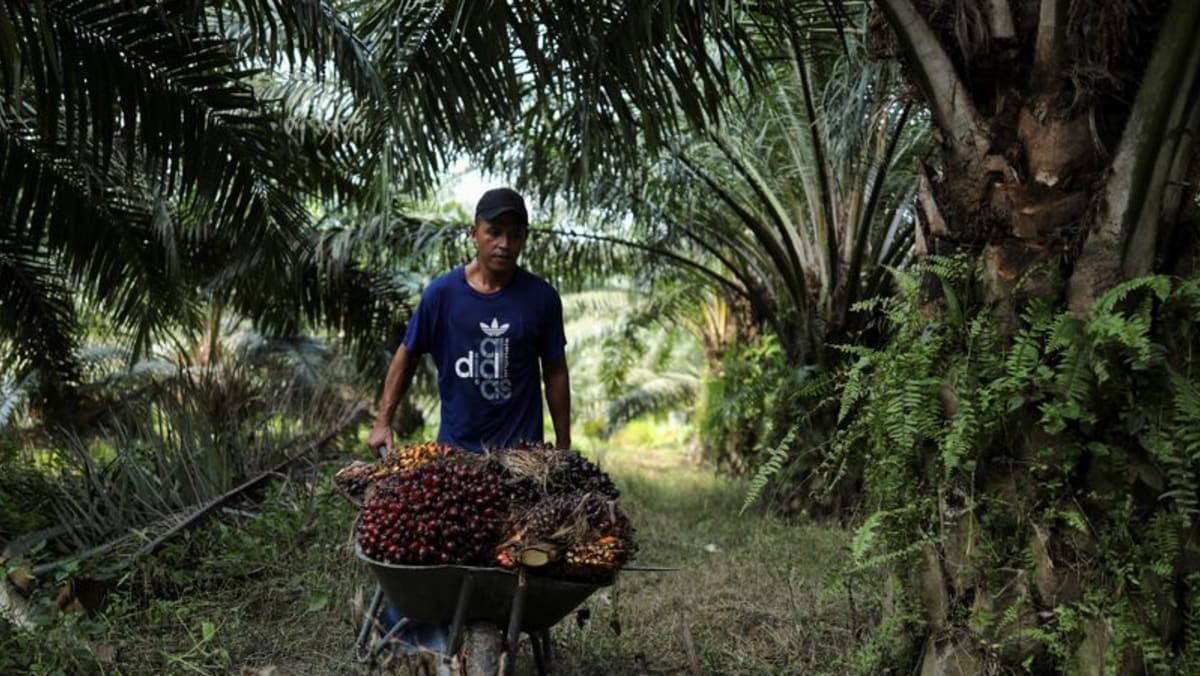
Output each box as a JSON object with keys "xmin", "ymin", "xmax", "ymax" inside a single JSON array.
[{"xmin": 870, "ymin": 0, "xmax": 1198, "ymax": 670}]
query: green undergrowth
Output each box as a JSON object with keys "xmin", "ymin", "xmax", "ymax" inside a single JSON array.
[
  {"xmin": 807, "ymin": 264, "xmax": 1200, "ymax": 671},
  {"xmin": 3, "ymin": 435, "xmax": 876, "ymax": 675}
]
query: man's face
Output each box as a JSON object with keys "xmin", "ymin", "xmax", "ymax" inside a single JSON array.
[{"xmin": 471, "ymin": 212, "xmax": 527, "ymax": 273}]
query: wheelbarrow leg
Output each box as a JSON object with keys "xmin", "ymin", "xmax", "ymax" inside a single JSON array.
[
  {"xmin": 354, "ymin": 584, "xmax": 385, "ymax": 662},
  {"xmin": 503, "ymin": 570, "xmax": 529, "ymax": 676},
  {"xmin": 529, "ymin": 628, "xmax": 552, "ymax": 676},
  {"xmin": 374, "ymin": 617, "xmax": 415, "ymax": 659},
  {"xmin": 541, "ymin": 629, "xmax": 553, "ymax": 668},
  {"xmin": 446, "ymin": 574, "xmax": 476, "ymax": 655}
]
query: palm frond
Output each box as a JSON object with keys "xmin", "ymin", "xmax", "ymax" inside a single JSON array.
[
  {"xmin": 196, "ymin": 0, "xmax": 387, "ymax": 104},
  {"xmin": 603, "ymin": 369, "xmax": 700, "ymax": 437},
  {"xmin": 0, "ymin": 221, "xmax": 79, "ymax": 378},
  {"xmin": 0, "ymin": 369, "xmax": 33, "ymax": 429},
  {"xmin": 360, "ymin": 0, "xmax": 764, "ymax": 200}
]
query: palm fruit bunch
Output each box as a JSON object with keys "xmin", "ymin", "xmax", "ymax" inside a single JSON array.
[
  {"xmin": 496, "ymin": 491, "xmax": 636, "ymax": 580},
  {"xmin": 485, "ymin": 448, "xmax": 551, "ymax": 509},
  {"xmin": 357, "ymin": 457, "xmax": 507, "ymax": 565},
  {"xmin": 334, "ymin": 442, "xmax": 454, "ymax": 507},
  {"xmin": 494, "ymin": 445, "xmax": 619, "ymax": 509},
  {"xmin": 561, "ymin": 537, "xmax": 627, "ymax": 580},
  {"xmin": 372, "ymin": 442, "xmax": 455, "ymax": 480},
  {"xmin": 554, "ymin": 450, "xmax": 619, "ymax": 499},
  {"xmin": 334, "ymin": 461, "xmax": 377, "ymax": 505},
  {"xmin": 558, "ymin": 494, "xmax": 638, "ymax": 580},
  {"xmin": 496, "ymin": 492, "xmax": 581, "ymax": 567}
]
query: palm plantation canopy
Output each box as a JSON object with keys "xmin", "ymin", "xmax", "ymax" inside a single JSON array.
[{"xmin": 2, "ymin": 1, "xmax": 1199, "ymax": 674}]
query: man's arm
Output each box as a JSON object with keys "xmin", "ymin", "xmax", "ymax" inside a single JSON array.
[
  {"xmin": 543, "ymin": 356, "xmax": 571, "ymax": 450},
  {"xmin": 367, "ymin": 344, "xmax": 420, "ymax": 455}
]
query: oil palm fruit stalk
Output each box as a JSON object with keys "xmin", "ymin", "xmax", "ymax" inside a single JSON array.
[
  {"xmin": 496, "ymin": 491, "xmax": 636, "ymax": 577},
  {"xmin": 334, "ymin": 461, "xmax": 377, "ymax": 507}
]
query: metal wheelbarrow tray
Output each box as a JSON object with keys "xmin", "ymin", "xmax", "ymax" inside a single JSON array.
[
  {"xmin": 355, "ymin": 543, "xmax": 634, "ymax": 674},
  {"xmin": 357, "ymin": 546, "xmax": 610, "ymax": 630}
]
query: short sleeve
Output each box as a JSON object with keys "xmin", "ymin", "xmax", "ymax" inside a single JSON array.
[
  {"xmin": 540, "ymin": 289, "xmax": 567, "ymax": 360},
  {"xmin": 402, "ymin": 288, "xmax": 437, "ymax": 354}
]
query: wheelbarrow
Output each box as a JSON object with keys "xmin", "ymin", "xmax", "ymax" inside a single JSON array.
[
  {"xmin": 353, "ymin": 543, "xmax": 672, "ymax": 675},
  {"xmin": 354, "ymin": 544, "xmax": 601, "ymax": 674}
]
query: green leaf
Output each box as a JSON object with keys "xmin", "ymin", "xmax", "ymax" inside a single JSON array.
[
  {"xmin": 940, "ymin": 276, "xmax": 963, "ymax": 329},
  {"xmin": 201, "ymin": 621, "xmax": 216, "ymax": 642},
  {"xmin": 306, "ymin": 592, "xmax": 329, "ymax": 613}
]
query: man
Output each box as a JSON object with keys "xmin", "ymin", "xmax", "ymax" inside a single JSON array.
[
  {"xmin": 368, "ymin": 186, "xmax": 571, "ymax": 454},
  {"xmin": 362, "ymin": 188, "xmax": 570, "ymax": 664}
]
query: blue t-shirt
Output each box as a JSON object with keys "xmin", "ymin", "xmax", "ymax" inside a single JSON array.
[{"xmin": 403, "ymin": 265, "xmax": 567, "ymax": 452}]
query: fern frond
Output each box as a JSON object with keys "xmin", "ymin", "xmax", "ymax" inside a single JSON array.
[
  {"xmin": 837, "ymin": 351, "xmax": 874, "ymax": 423},
  {"xmin": 1093, "ymin": 275, "xmax": 1172, "ymax": 314},
  {"xmin": 740, "ymin": 425, "xmax": 800, "ymax": 514}
]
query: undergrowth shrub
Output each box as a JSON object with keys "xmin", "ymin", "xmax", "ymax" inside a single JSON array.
[
  {"xmin": 816, "ymin": 261, "xmax": 1200, "ymax": 672},
  {"xmin": 697, "ymin": 336, "xmax": 788, "ymax": 472}
]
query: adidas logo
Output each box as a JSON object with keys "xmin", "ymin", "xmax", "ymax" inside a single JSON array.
[{"xmin": 480, "ymin": 318, "xmax": 510, "ymax": 337}]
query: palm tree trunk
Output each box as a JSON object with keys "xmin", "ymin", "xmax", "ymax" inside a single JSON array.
[{"xmin": 872, "ymin": 0, "xmax": 1200, "ymax": 670}]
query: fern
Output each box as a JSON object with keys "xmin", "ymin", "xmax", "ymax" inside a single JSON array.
[
  {"xmin": 830, "ymin": 270, "xmax": 1200, "ymax": 671},
  {"xmin": 846, "ymin": 537, "xmax": 929, "ymax": 575},
  {"xmin": 1185, "ymin": 574, "xmax": 1200, "ymax": 671},
  {"xmin": 1162, "ymin": 372, "xmax": 1200, "ymax": 524},
  {"xmin": 837, "ymin": 351, "xmax": 874, "ymax": 423},
  {"xmin": 739, "ymin": 369, "xmax": 843, "ymax": 510},
  {"xmin": 940, "ymin": 396, "xmax": 978, "ymax": 474},
  {"xmin": 996, "ymin": 593, "xmax": 1028, "ymax": 634},
  {"xmin": 740, "ymin": 424, "xmax": 800, "ymax": 513},
  {"xmin": 1093, "ymin": 275, "xmax": 1172, "ymax": 315},
  {"xmin": 1171, "ymin": 373, "xmax": 1200, "ymax": 464},
  {"xmin": 851, "ymin": 510, "xmax": 887, "ymax": 564}
]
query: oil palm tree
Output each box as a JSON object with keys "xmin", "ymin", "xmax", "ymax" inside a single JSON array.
[
  {"xmin": 607, "ymin": 11, "xmax": 929, "ymax": 366},
  {"xmin": 0, "ymin": 0, "xmax": 765, "ymax": 412},
  {"xmin": 0, "ymin": 0, "xmax": 381, "ymax": 396},
  {"xmin": 835, "ymin": 1, "xmax": 1200, "ymax": 670},
  {"xmin": 869, "ymin": 0, "xmax": 1199, "ymax": 320}
]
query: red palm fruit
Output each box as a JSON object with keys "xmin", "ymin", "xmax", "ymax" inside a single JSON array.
[{"xmin": 357, "ymin": 454, "xmax": 509, "ymax": 565}]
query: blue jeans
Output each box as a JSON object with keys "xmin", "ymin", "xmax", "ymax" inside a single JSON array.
[{"xmin": 379, "ymin": 602, "xmax": 450, "ymax": 654}]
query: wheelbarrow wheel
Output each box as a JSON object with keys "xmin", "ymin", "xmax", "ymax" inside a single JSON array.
[{"xmin": 454, "ymin": 622, "xmax": 502, "ymax": 676}]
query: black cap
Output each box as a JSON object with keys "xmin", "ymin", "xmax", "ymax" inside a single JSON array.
[{"xmin": 474, "ymin": 187, "xmax": 528, "ymax": 226}]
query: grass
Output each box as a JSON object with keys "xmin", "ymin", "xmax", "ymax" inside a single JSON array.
[
  {"xmin": 4, "ymin": 424, "xmax": 881, "ymax": 675},
  {"xmin": 555, "ymin": 424, "xmax": 871, "ymax": 675}
]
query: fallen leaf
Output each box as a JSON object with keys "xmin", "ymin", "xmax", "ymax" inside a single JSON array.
[
  {"xmin": 306, "ymin": 592, "xmax": 329, "ymax": 613},
  {"xmin": 90, "ymin": 641, "xmax": 117, "ymax": 664}
]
